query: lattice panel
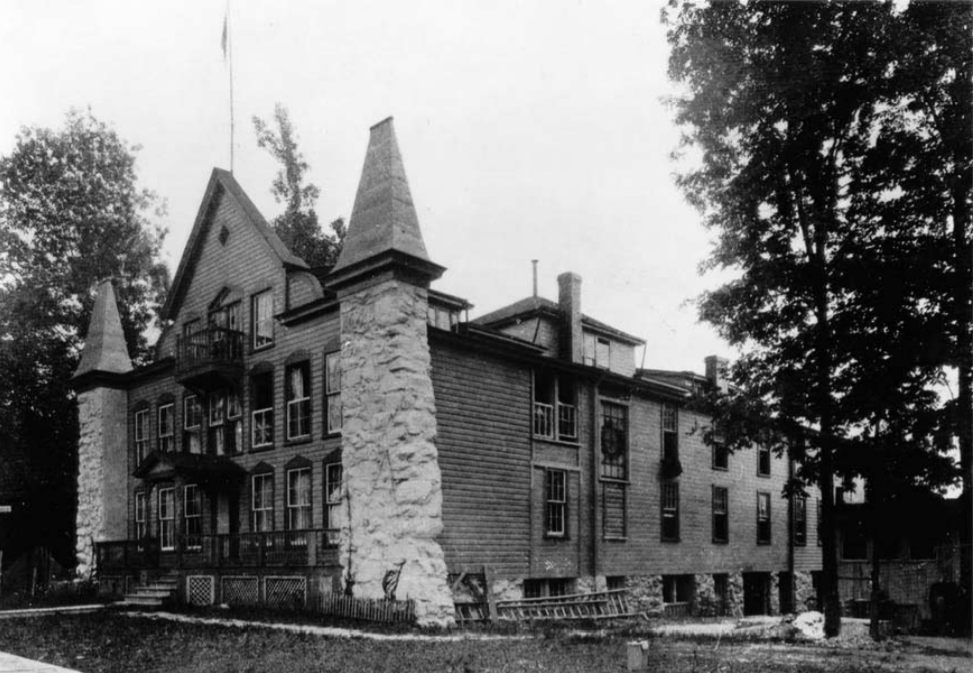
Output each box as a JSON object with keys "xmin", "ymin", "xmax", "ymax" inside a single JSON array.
[
  {"xmin": 264, "ymin": 576, "xmax": 306, "ymax": 608},
  {"xmin": 187, "ymin": 575, "xmax": 215, "ymax": 606},
  {"xmin": 222, "ymin": 576, "xmax": 260, "ymax": 605}
]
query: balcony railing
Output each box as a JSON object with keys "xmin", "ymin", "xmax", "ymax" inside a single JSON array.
[
  {"xmin": 533, "ymin": 401, "xmax": 577, "ymax": 440},
  {"xmin": 95, "ymin": 529, "xmax": 339, "ymax": 572},
  {"xmin": 533, "ymin": 402, "xmax": 554, "ymax": 437},
  {"xmin": 175, "ymin": 327, "xmax": 245, "ymax": 374}
]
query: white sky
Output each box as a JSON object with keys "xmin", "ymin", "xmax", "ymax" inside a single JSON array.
[{"xmin": 0, "ymin": 0, "xmax": 735, "ymax": 374}]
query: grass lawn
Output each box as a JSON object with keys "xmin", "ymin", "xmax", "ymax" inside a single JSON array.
[{"xmin": 0, "ymin": 611, "xmax": 954, "ymax": 673}]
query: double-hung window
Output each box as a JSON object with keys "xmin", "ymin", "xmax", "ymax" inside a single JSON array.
[
  {"xmin": 134, "ymin": 406, "xmax": 149, "ymax": 465},
  {"xmin": 158, "ymin": 487, "xmax": 175, "ymax": 551},
  {"xmin": 184, "ymin": 484, "xmax": 202, "ymax": 551},
  {"xmin": 661, "ymin": 481, "xmax": 680, "ymax": 542},
  {"xmin": 251, "ymin": 290, "xmax": 274, "ymax": 349},
  {"xmin": 209, "ymin": 391, "xmax": 226, "ymax": 455},
  {"xmin": 324, "ymin": 461, "xmax": 343, "ymax": 546},
  {"xmin": 251, "ymin": 371, "xmax": 274, "ymax": 448},
  {"xmin": 533, "ymin": 372, "xmax": 577, "ymax": 441},
  {"xmin": 286, "ymin": 467, "xmax": 311, "ymax": 546},
  {"xmin": 158, "ymin": 402, "xmax": 174, "ymax": 452},
  {"xmin": 286, "ymin": 362, "xmax": 311, "ymax": 440},
  {"xmin": 758, "ymin": 444, "xmax": 771, "ymax": 477},
  {"xmin": 545, "ymin": 469, "xmax": 567, "ymax": 537},
  {"xmin": 183, "ymin": 395, "xmax": 203, "ymax": 454},
  {"xmin": 793, "ymin": 497, "xmax": 807, "ymax": 546},
  {"xmin": 600, "ymin": 402, "xmax": 628, "ymax": 480},
  {"xmin": 325, "ymin": 352, "xmax": 342, "ymax": 435},
  {"xmin": 757, "ymin": 491, "xmax": 772, "ymax": 544},
  {"xmin": 712, "ymin": 486, "xmax": 729, "ymax": 543},
  {"xmin": 251, "ymin": 472, "xmax": 274, "ymax": 533},
  {"xmin": 135, "ymin": 492, "xmax": 147, "ymax": 543},
  {"xmin": 712, "ymin": 434, "xmax": 728, "ymax": 470},
  {"xmin": 662, "ymin": 403, "xmax": 679, "ymax": 462}
]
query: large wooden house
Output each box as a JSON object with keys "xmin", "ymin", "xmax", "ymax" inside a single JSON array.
[{"xmin": 73, "ymin": 118, "xmax": 821, "ymax": 625}]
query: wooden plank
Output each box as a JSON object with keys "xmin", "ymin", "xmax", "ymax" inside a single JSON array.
[{"xmin": 484, "ymin": 565, "xmax": 498, "ymax": 622}]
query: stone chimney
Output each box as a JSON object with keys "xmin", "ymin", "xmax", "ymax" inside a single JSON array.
[
  {"xmin": 328, "ymin": 118, "xmax": 454, "ymax": 627},
  {"xmin": 705, "ymin": 355, "xmax": 730, "ymax": 394},
  {"xmin": 71, "ymin": 279, "xmax": 133, "ymax": 576},
  {"xmin": 558, "ymin": 272, "xmax": 583, "ymax": 363}
]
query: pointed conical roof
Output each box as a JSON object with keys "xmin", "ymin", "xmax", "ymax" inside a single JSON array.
[
  {"xmin": 74, "ymin": 279, "xmax": 132, "ymax": 378},
  {"xmin": 331, "ymin": 117, "xmax": 433, "ymax": 275}
]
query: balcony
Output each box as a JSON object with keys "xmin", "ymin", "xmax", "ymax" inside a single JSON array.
[
  {"xmin": 95, "ymin": 529, "xmax": 340, "ymax": 572},
  {"xmin": 175, "ymin": 327, "xmax": 245, "ymax": 390}
]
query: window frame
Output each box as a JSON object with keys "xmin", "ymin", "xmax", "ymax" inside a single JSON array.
[
  {"xmin": 286, "ymin": 361, "xmax": 312, "ymax": 441},
  {"xmin": 184, "ymin": 483, "xmax": 202, "ymax": 551},
  {"xmin": 134, "ymin": 405, "xmax": 150, "ymax": 465},
  {"xmin": 662, "ymin": 403, "xmax": 679, "ymax": 462},
  {"xmin": 661, "ymin": 480, "xmax": 680, "ymax": 542},
  {"xmin": 712, "ymin": 485, "xmax": 729, "ymax": 544},
  {"xmin": 324, "ymin": 351, "xmax": 342, "ymax": 435},
  {"xmin": 183, "ymin": 394, "xmax": 203, "ymax": 454},
  {"xmin": 324, "ymin": 460, "xmax": 343, "ymax": 546},
  {"xmin": 793, "ymin": 496, "xmax": 807, "ymax": 546},
  {"xmin": 251, "ymin": 471, "xmax": 274, "ymax": 533},
  {"xmin": 158, "ymin": 401, "xmax": 175, "ymax": 453},
  {"xmin": 251, "ymin": 369, "xmax": 275, "ymax": 449},
  {"xmin": 251, "ymin": 289, "xmax": 274, "ymax": 350},
  {"xmin": 135, "ymin": 491, "xmax": 147, "ymax": 542},
  {"xmin": 532, "ymin": 371, "xmax": 578, "ymax": 442},
  {"xmin": 757, "ymin": 491, "xmax": 772, "ymax": 545},
  {"xmin": 544, "ymin": 469, "xmax": 567, "ymax": 538},
  {"xmin": 712, "ymin": 439, "xmax": 728, "ymax": 471},
  {"xmin": 286, "ymin": 466, "xmax": 312, "ymax": 531},
  {"xmin": 158, "ymin": 487, "xmax": 175, "ymax": 551},
  {"xmin": 600, "ymin": 401, "xmax": 628, "ymax": 480},
  {"xmin": 757, "ymin": 444, "xmax": 771, "ymax": 477}
]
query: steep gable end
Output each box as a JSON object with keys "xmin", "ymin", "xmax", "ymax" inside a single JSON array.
[{"xmin": 161, "ymin": 169, "xmax": 308, "ymax": 322}]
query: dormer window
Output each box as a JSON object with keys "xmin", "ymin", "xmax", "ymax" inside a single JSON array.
[
  {"xmin": 533, "ymin": 371, "xmax": 577, "ymax": 441},
  {"xmin": 583, "ymin": 333, "xmax": 610, "ymax": 369},
  {"xmin": 251, "ymin": 290, "xmax": 274, "ymax": 349}
]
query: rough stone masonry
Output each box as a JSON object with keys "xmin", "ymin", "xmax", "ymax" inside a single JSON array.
[{"xmin": 338, "ymin": 278, "xmax": 455, "ymax": 626}]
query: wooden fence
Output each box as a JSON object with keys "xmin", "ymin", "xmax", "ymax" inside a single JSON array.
[{"xmin": 319, "ymin": 593, "xmax": 416, "ymax": 623}]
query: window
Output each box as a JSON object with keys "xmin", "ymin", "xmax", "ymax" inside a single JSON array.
[
  {"xmin": 757, "ymin": 492, "xmax": 771, "ymax": 544},
  {"xmin": 662, "ymin": 403, "xmax": 678, "ymax": 462},
  {"xmin": 523, "ymin": 578, "xmax": 574, "ymax": 599},
  {"xmin": 158, "ymin": 487, "xmax": 175, "ymax": 551},
  {"xmin": 251, "ymin": 370, "xmax": 274, "ymax": 448},
  {"xmin": 600, "ymin": 402, "xmax": 628, "ymax": 479},
  {"xmin": 663, "ymin": 575, "xmax": 694, "ymax": 604},
  {"xmin": 324, "ymin": 461, "xmax": 343, "ymax": 546},
  {"xmin": 183, "ymin": 395, "xmax": 203, "ymax": 454},
  {"xmin": 251, "ymin": 472, "xmax": 274, "ymax": 532},
  {"xmin": 209, "ymin": 391, "xmax": 225, "ymax": 455},
  {"xmin": 251, "ymin": 290, "xmax": 274, "ymax": 349},
  {"xmin": 158, "ymin": 402, "xmax": 174, "ymax": 452},
  {"xmin": 583, "ymin": 333, "xmax": 611, "ymax": 369},
  {"xmin": 533, "ymin": 372, "xmax": 577, "ymax": 441},
  {"xmin": 325, "ymin": 351, "xmax": 342, "ymax": 435},
  {"xmin": 286, "ymin": 362, "xmax": 311, "ymax": 440},
  {"xmin": 712, "ymin": 486, "xmax": 729, "ymax": 543},
  {"xmin": 662, "ymin": 481, "xmax": 680, "ymax": 541},
  {"xmin": 793, "ymin": 497, "xmax": 807, "ymax": 546},
  {"xmin": 135, "ymin": 492, "xmax": 147, "ymax": 542},
  {"xmin": 184, "ymin": 484, "xmax": 202, "ymax": 551},
  {"xmin": 545, "ymin": 469, "xmax": 567, "ymax": 537},
  {"xmin": 712, "ymin": 438, "xmax": 728, "ymax": 471},
  {"xmin": 287, "ymin": 467, "xmax": 311, "ymax": 532},
  {"xmin": 757, "ymin": 444, "xmax": 771, "ymax": 477},
  {"xmin": 206, "ymin": 390, "xmax": 242, "ymax": 455},
  {"xmin": 134, "ymin": 405, "xmax": 150, "ymax": 465}
]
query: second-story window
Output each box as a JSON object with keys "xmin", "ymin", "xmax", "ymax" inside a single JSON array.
[
  {"xmin": 251, "ymin": 290, "xmax": 274, "ymax": 349},
  {"xmin": 208, "ymin": 389, "xmax": 241, "ymax": 455},
  {"xmin": 712, "ymin": 486, "xmax": 729, "ymax": 543},
  {"xmin": 533, "ymin": 372, "xmax": 577, "ymax": 441},
  {"xmin": 758, "ymin": 444, "xmax": 771, "ymax": 476},
  {"xmin": 793, "ymin": 497, "xmax": 807, "ymax": 546},
  {"xmin": 134, "ymin": 405, "xmax": 150, "ymax": 465},
  {"xmin": 158, "ymin": 401, "xmax": 174, "ymax": 452},
  {"xmin": 209, "ymin": 392, "xmax": 226, "ymax": 455},
  {"xmin": 712, "ymin": 434, "xmax": 728, "ymax": 470},
  {"xmin": 583, "ymin": 333, "xmax": 611, "ymax": 369},
  {"xmin": 600, "ymin": 401, "xmax": 628, "ymax": 480},
  {"xmin": 662, "ymin": 403, "xmax": 679, "ymax": 462},
  {"xmin": 286, "ymin": 362, "xmax": 311, "ymax": 440},
  {"xmin": 251, "ymin": 370, "xmax": 274, "ymax": 449},
  {"xmin": 183, "ymin": 395, "xmax": 203, "ymax": 454},
  {"xmin": 757, "ymin": 491, "xmax": 772, "ymax": 544},
  {"xmin": 545, "ymin": 469, "xmax": 567, "ymax": 537},
  {"xmin": 325, "ymin": 351, "xmax": 342, "ymax": 435}
]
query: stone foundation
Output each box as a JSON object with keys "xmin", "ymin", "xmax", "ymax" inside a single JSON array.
[
  {"xmin": 339, "ymin": 279, "xmax": 455, "ymax": 627},
  {"xmin": 628, "ymin": 575, "xmax": 664, "ymax": 616},
  {"xmin": 693, "ymin": 574, "xmax": 719, "ymax": 617},
  {"xmin": 726, "ymin": 572, "xmax": 745, "ymax": 617},
  {"xmin": 794, "ymin": 571, "xmax": 816, "ymax": 612},
  {"xmin": 76, "ymin": 386, "xmax": 129, "ymax": 577}
]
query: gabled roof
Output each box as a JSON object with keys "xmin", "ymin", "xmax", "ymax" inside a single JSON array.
[
  {"xmin": 331, "ymin": 118, "xmax": 433, "ymax": 275},
  {"xmin": 474, "ymin": 296, "xmax": 645, "ymax": 346},
  {"xmin": 161, "ymin": 168, "xmax": 307, "ymax": 321},
  {"xmin": 74, "ymin": 279, "xmax": 132, "ymax": 378}
]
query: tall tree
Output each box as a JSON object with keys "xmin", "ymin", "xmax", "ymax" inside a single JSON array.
[
  {"xmin": 252, "ymin": 104, "xmax": 345, "ymax": 268},
  {"xmin": 665, "ymin": 1, "xmax": 969, "ymax": 638},
  {"xmin": 0, "ymin": 109, "xmax": 168, "ymax": 565}
]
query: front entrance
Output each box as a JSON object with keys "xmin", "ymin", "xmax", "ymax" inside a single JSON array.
[{"xmin": 743, "ymin": 572, "xmax": 771, "ymax": 616}]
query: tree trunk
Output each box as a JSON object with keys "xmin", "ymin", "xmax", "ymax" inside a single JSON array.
[{"xmin": 868, "ymin": 477, "xmax": 884, "ymax": 641}]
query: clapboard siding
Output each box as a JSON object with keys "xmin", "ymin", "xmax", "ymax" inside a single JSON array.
[{"xmin": 431, "ymin": 341, "xmax": 532, "ymax": 577}]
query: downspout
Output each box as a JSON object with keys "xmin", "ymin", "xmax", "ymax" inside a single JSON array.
[
  {"xmin": 787, "ymin": 450, "xmax": 795, "ymax": 611},
  {"xmin": 590, "ymin": 378, "xmax": 599, "ymax": 583}
]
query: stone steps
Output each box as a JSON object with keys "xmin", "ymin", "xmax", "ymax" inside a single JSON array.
[{"xmin": 116, "ymin": 575, "xmax": 179, "ymax": 608}]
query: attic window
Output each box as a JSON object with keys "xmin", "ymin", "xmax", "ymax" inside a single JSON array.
[{"xmin": 219, "ymin": 225, "xmax": 230, "ymax": 246}]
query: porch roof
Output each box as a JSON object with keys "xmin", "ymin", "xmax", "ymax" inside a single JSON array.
[{"xmin": 133, "ymin": 452, "xmax": 246, "ymax": 484}]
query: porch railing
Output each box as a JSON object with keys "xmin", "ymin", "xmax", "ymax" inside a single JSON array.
[
  {"xmin": 95, "ymin": 529, "xmax": 339, "ymax": 571},
  {"xmin": 175, "ymin": 327, "xmax": 246, "ymax": 373}
]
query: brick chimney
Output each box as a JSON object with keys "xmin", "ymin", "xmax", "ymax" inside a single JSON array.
[
  {"xmin": 558, "ymin": 272, "xmax": 583, "ymax": 363},
  {"xmin": 705, "ymin": 355, "xmax": 730, "ymax": 394}
]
